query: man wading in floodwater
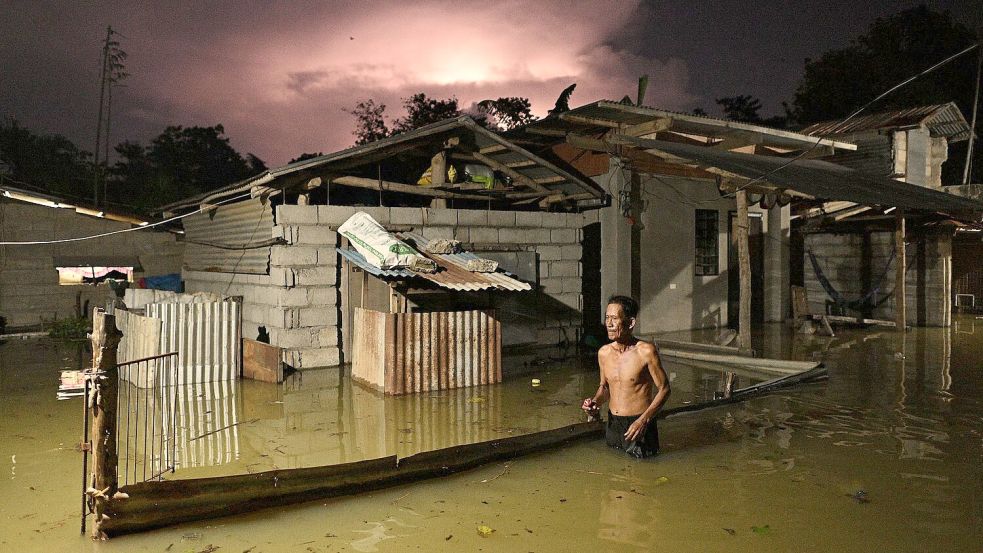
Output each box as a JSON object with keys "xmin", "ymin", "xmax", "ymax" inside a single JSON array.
[{"xmin": 582, "ymin": 296, "xmax": 670, "ymax": 458}]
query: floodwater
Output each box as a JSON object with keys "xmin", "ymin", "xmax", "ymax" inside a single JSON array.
[{"xmin": 1, "ymin": 317, "xmax": 981, "ymax": 552}]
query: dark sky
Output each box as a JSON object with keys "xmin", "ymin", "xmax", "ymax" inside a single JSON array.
[{"xmin": 1, "ymin": 0, "xmax": 980, "ymax": 166}]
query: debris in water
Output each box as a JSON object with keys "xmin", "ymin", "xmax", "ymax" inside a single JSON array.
[
  {"xmin": 894, "ymin": 352, "xmax": 905, "ymax": 360},
  {"xmin": 847, "ymin": 490, "xmax": 870, "ymax": 504},
  {"xmin": 654, "ymin": 476, "xmax": 669, "ymax": 485},
  {"xmin": 751, "ymin": 525, "xmax": 771, "ymax": 535},
  {"xmin": 445, "ymin": 535, "xmax": 453, "ymax": 541},
  {"xmin": 477, "ymin": 525, "xmax": 495, "ymax": 537},
  {"xmin": 181, "ymin": 532, "xmax": 202, "ymax": 541},
  {"xmin": 723, "ymin": 528, "xmax": 736, "ymax": 536}
]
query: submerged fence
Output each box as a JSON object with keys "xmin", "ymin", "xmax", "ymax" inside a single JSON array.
[{"xmin": 115, "ymin": 352, "xmax": 179, "ymax": 485}]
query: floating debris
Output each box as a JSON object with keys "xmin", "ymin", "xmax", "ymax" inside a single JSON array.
[
  {"xmin": 723, "ymin": 528, "xmax": 736, "ymax": 536},
  {"xmin": 751, "ymin": 525, "xmax": 771, "ymax": 535},
  {"xmin": 847, "ymin": 490, "xmax": 870, "ymax": 504},
  {"xmin": 477, "ymin": 524, "xmax": 495, "ymax": 537}
]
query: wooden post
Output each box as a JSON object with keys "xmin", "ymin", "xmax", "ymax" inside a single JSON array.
[
  {"xmin": 736, "ymin": 189, "xmax": 752, "ymax": 352},
  {"xmin": 430, "ymin": 150, "xmax": 447, "ymax": 187},
  {"xmin": 89, "ymin": 309, "xmax": 122, "ymax": 539},
  {"xmin": 895, "ymin": 209, "xmax": 906, "ymax": 332}
]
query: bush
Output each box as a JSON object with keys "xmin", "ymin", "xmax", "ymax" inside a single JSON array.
[{"xmin": 47, "ymin": 316, "xmax": 90, "ymax": 340}]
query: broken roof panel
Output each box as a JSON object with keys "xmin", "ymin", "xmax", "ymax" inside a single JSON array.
[
  {"xmin": 515, "ymin": 100, "xmax": 857, "ymax": 152},
  {"xmin": 636, "ymin": 137, "xmax": 983, "ymax": 213},
  {"xmin": 337, "ymin": 236, "xmax": 532, "ymax": 292},
  {"xmin": 800, "ymin": 102, "xmax": 972, "ymax": 142}
]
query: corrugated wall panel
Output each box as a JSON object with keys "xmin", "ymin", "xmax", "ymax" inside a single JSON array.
[
  {"xmin": 183, "ymin": 198, "xmax": 273, "ymax": 274},
  {"xmin": 822, "ymin": 135, "xmax": 893, "ymax": 177},
  {"xmin": 147, "ymin": 300, "xmax": 241, "ymax": 385},
  {"xmin": 351, "ymin": 308, "xmax": 501, "ymax": 395}
]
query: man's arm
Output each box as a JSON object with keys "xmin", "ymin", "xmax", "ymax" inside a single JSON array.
[
  {"xmin": 624, "ymin": 343, "xmax": 671, "ymax": 441},
  {"xmin": 582, "ymin": 349, "xmax": 610, "ymax": 413}
]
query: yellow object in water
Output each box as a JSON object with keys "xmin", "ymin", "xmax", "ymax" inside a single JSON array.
[
  {"xmin": 531, "ymin": 379, "xmax": 541, "ymax": 387},
  {"xmin": 477, "ymin": 525, "xmax": 494, "ymax": 537}
]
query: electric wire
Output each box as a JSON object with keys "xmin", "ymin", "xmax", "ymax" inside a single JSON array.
[{"xmin": 0, "ymin": 190, "xmax": 255, "ymax": 245}]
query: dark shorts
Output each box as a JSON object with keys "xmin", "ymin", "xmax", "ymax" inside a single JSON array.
[{"xmin": 606, "ymin": 413, "xmax": 660, "ymax": 458}]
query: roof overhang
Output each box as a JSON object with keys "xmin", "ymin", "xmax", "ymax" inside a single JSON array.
[{"xmin": 160, "ymin": 117, "xmax": 605, "ymax": 214}]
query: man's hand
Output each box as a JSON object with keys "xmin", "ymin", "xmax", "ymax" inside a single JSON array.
[
  {"xmin": 624, "ymin": 416, "xmax": 649, "ymax": 442},
  {"xmin": 581, "ymin": 398, "xmax": 599, "ymax": 415}
]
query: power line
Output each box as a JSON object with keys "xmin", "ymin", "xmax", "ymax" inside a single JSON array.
[{"xmin": 0, "ymin": 191, "xmax": 254, "ymax": 246}]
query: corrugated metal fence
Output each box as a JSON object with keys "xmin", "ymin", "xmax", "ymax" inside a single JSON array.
[
  {"xmin": 147, "ymin": 301, "xmax": 241, "ymax": 385},
  {"xmin": 352, "ymin": 308, "xmax": 502, "ymax": 395}
]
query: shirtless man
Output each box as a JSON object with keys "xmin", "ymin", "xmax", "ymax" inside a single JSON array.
[{"xmin": 582, "ymin": 295, "xmax": 670, "ymax": 458}]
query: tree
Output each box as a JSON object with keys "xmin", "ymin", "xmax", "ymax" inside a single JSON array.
[
  {"xmin": 288, "ymin": 152, "xmax": 325, "ymax": 164},
  {"xmin": 789, "ymin": 6, "xmax": 979, "ymax": 182},
  {"xmin": 0, "ymin": 118, "xmax": 94, "ymax": 201},
  {"xmin": 716, "ymin": 95, "xmax": 763, "ymax": 123},
  {"xmin": 348, "ymin": 93, "xmax": 540, "ymax": 144},
  {"xmin": 476, "ymin": 97, "xmax": 537, "ymax": 130},
  {"xmin": 112, "ymin": 124, "xmax": 264, "ymax": 211},
  {"xmin": 347, "ymin": 99, "xmax": 390, "ymax": 145}
]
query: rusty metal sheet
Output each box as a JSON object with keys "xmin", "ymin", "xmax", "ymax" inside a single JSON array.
[{"xmin": 242, "ymin": 338, "xmax": 283, "ymax": 383}]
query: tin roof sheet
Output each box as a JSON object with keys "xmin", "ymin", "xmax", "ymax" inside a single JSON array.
[
  {"xmin": 636, "ymin": 137, "xmax": 983, "ymax": 213},
  {"xmin": 337, "ymin": 238, "xmax": 532, "ymax": 292},
  {"xmin": 800, "ymin": 103, "xmax": 971, "ymax": 142}
]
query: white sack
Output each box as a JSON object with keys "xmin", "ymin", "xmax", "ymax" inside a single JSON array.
[{"xmin": 339, "ymin": 211, "xmax": 421, "ymax": 269}]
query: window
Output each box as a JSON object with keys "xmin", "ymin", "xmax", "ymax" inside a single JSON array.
[
  {"xmin": 57, "ymin": 266, "xmax": 134, "ymax": 285},
  {"xmin": 694, "ymin": 209, "xmax": 718, "ymax": 276}
]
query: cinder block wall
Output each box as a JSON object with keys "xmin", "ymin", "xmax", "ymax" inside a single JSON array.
[
  {"xmin": 0, "ymin": 201, "xmax": 184, "ymax": 328},
  {"xmin": 803, "ymin": 231, "xmax": 952, "ymax": 326},
  {"xmin": 185, "ymin": 203, "xmax": 593, "ymax": 370}
]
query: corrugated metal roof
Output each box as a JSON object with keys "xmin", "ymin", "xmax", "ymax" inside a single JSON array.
[
  {"xmin": 182, "ymin": 198, "xmax": 273, "ymax": 274},
  {"xmin": 801, "ymin": 103, "xmax": 972, "ymax": 142},
  {"xmin": 337, "ymin": 237, "xmax": 532, "ymax": 292},
  {"xmin": 636, "ymin": 137, "xmax": 983, "ymax": 213},
  {"xmin": 515, "ymin": 100, "xmax": 857, "ymax": 152},
  {"xmin": 160, "ymin": 116, "xmax": 604, "ymax": 212}
]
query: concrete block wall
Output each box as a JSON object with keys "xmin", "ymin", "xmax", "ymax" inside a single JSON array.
[
  {"xmin": 803, "ymin": 231, "xmax": 951, "ymax": 326},
  {"xmin": 0, "ymin": 201, "xmax": 184, "ymax": 328},
  {"xmin": 185, "ymin": 204, "xmax": 592, "ymax": 370}
]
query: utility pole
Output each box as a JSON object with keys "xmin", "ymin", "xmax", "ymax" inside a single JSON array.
[{"xmin": 92, "ymin": 26, "xmax": 128, "ymax": 208}]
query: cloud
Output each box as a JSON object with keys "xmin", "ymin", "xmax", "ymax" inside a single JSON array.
[{"xmin": 1, "ymin": 1, "xmax": 696, "ymax": 166}]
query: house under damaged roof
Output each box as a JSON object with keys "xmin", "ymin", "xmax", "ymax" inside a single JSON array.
[
  {"xmin": 164, "ymin": 101, "xmax": 983, "ymax": 372},
  {"xmin": 164, "ymin": 117, "xmax": 606, "ymax": 370}
]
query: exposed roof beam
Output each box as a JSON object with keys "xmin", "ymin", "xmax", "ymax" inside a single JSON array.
[
  {"xmin": 623, "ymin": 117, "xmax": 673, "ymax": 137},
  {"xmin": 450, "ymin": 151, "xmax": 552, "ymax": 194},
  {"xmin": 559, "ymin": 113, "xmax": 622, "ymax": 128},
  {"xmin": 330, "ymin": 176, "xmax": 490, "ymax": 200}
]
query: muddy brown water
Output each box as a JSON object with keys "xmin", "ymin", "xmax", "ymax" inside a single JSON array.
[{"xmin": 0, "ymin": 318, "xmax": 980, "ymax": 552}]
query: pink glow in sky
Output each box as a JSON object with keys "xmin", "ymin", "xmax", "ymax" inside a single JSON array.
[
  {"xmin": 6, "ymin": 1, "xmax": 972, "ymax": 167},
  {"xmin": 1, "ymin": 1, "xmax": 694, "ymax": 166}
]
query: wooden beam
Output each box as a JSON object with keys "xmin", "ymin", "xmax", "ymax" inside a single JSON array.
[
  {"xmin": 470, "ymin": 151, "xmax": 551, "ymax": 194},
  {"xmin": 330, "ymin": 176, "xmax": 490, "ymax": 200},
  {"xmin": 623, "ymin": 117, "xmax": 673, "ymax": 137},
  {"xmin": 736, "ymin": 189, "xmax": 752, "ymax": 352},
  {"xmin": 428, "ymin": 150, "xmax": 447, "ymax": 187},
  {"xmin": 558, "ymin": 113, "xmax": 622, "ymax": 128},
  {"xmin": 534, "ymin": 175, "xmax": 566, "ymax": 184},
  {"xmin": 895, "ymin": 209, "xmax": 906, "ymax": 332},
  {"xmin": 89, "ymin": 309, "xmax": 123, "ymax": 540},
  {"xmin": 479, "ymin": 144, "xmax": 507, "ymax": 154}
]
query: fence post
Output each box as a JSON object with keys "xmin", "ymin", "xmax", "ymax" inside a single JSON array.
[{"xmin": 88, "ymin": 309, "xmax": 122, "ymax": 539}]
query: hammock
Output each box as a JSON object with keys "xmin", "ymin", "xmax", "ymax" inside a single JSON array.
[{"xmin": 807, "ymin": 247, "xmax": 896, "ymax": 312}]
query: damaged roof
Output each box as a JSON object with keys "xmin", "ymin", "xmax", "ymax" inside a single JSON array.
[
  {"xmin": 512, "ymin": 100, "xmax": 858, "ymax": 153},
  {"xmin": 337, "ymin": 232, "xmax": 532, "ymax": 292},
  {"xmin": 800, "ymin": 102, "xmax": 972, "ymax": 142},
  {"xmin": 160, "ymin": 116, "xmax": 604, "ymax": 213},
  {"xmin": 636, "ymin": 137, "xmax": 983, "ymax": 213}
]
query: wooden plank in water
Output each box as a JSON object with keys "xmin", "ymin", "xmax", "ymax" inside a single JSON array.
[{"xmin": 242, "ymin": 338, "xmax": 283, "ymax": 383}]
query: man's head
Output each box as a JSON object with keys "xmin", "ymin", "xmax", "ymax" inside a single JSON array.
[{"xmin": 605, "ymin": 295, "xmax": 638, "ymax": 342}]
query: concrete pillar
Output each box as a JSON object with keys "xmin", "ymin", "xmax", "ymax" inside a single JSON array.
[
  {"xmin": 599, "ymin": 164, "xmax": 632, "ymax": 302},
  {"xmin": 763, "ymin": 204, "xmax": 790, "ymax": 322}
]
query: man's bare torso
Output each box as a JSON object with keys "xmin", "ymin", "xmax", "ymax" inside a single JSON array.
[{"xmin": 598, "ymin": 340, "xmax": 657, "ymax": 416}]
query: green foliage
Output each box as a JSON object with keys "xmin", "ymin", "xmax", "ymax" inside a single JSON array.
[
  {"xmin": 47, "ymin": 316, "xmax": 90, "ymax": 340},
  {"xmin": 111, "ymin": 124, "xmax": 265, "ymax": 211},
  {"xmin": 789, "ymin": 6, "xmax": 979, "ymax": 182},
  {"xmin": 476, "ymin": 97, "xmax": 537, "ymax": 131},
  {"xmin": 348, "ymin": 99, "xmax": 390, "ymax": 145},
  {"xmin": 0, "ymin": 118, "xmax": 95, "ymax": 200},
  {"xmin": 348, "ymin": 93, "xmax": 539, "ymax": 144}
]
